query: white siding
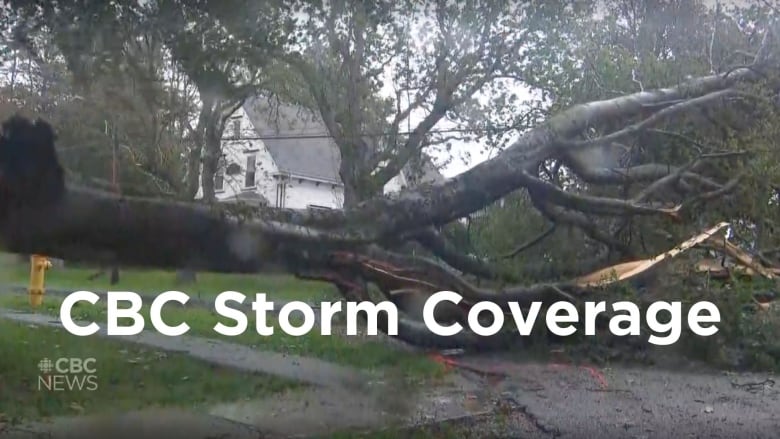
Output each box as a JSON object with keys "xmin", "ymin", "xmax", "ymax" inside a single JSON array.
[
  {"xmin": 195, "ymin": 107, "xmax": 279, "ymax": 202},
  {"xmin": 384, "ymin": 172, "xmax": 407, "ymax": 195},
  {"xmin": 279, "ymin": 177, "xmax": 343, "ymax": 209},
  {"xmin": 196, "ymin": 106, "xmax": 415, "ymax": 209}
]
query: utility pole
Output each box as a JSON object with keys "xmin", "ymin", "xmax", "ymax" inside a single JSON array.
[
  {"xmin": 109, "ymin": 117, "xmax": 121, "ymax": 285},
  {"xmin": 86, "ymin": 118, "xmax": 122, "ymax": 285}
]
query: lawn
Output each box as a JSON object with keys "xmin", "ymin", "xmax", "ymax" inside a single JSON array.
[
  {"xmin": 0, "ymin": 253, "xmax": 338, "ymax": 302},
  {"xmin": 0, "ymin": 319, "xmax": 297, "ymax": 422},
  {"xmin": 0, "ymin": 294, "xmax": 445, "ymax": 380},
  {"xmin": 0, "ymin": 253, "xmax": 446, "ymax": 380}
]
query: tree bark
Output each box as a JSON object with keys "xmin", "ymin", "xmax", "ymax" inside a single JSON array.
[
  {"xmin": 200, "ymin": 121, "xmax": 221, "ymax": 203},
  {"xmin": 184, "ymin": 145, "xmax": 203, "ymax": 200},
  {"xmin": 183, "ymin": 99, "xmax": 214, "ymax": 200},
  {"xmin": 1, "ymin": 186, "xmax": 283, "ymax": 273}
]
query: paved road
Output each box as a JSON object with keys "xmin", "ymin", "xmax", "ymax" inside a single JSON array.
[{"xmin": 442, "ymin": 355, "xmax": 780, "ymax": 438}]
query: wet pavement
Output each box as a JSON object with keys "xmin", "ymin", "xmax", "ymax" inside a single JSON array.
[{"xmin": 444, "ymin": 355, "xmax": 780, "ymax": 438}]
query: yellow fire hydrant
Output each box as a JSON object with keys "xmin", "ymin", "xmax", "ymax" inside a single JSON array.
[{"xmin": 29, "ymin": 254, "xmax": 52, "ymax": 307}]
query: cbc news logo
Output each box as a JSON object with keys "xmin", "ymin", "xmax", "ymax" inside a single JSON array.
[{"xmin": 37, "ymin": 357, "xmax": 98, "ymax": 391}]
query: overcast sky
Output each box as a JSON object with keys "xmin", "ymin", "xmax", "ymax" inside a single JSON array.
[
  {"xmin": 0, "ymin": 0, "xmax": 749, "ymax": 180},
  {"xmin": 373, "ymin": 11, "xmax": 538, "ymax": 179},
  {"xmin": 428, "ymin": 0, "xmax": 746, "ymax": 178},
  {"xmin": 409, "ymin": 87, "xmax": 535, "ymax": 179}
]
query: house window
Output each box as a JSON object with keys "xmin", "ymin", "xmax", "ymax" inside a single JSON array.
[
  {"xmin": 244, "ymin": 154, "xmax": 256, "ymax": 187},
  {"xmin": 275, "ymin": 182, "xmax": 286, "ymax": 208},
  {"xmin": 214, "ymin": 172, "xmax": 224, "ymax": 191},
  {"xmin": 232, "ymin": 119, "xmax": 241, "ymax": 138},
  {"xmin": 214, "ymin": 156, "xmax": 226, "ymax": 192}
]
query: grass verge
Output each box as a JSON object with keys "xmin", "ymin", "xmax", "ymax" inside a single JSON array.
[
  {"xmin": 0, "ymin": 319, "xmax": 297, "ymax": 422},
  {"xmin": 0, "ymin": 256, "xmax": 337, "ymax": 303},
  {"xmin": 0, "ymin": 294, "xmax": 446, "ymax": 381}
]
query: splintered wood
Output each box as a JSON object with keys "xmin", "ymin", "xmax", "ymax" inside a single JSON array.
[{"xmin": 573, "ymin": 222, "xmax": 779, "ymax": 288}]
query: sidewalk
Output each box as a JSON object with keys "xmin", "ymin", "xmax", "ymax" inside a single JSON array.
[
  {"xmin": 0, "ymin": 408, "xmax": 275, "ymax": 439},
  {"xmin": 0, "ymin": 308, "xmax": 366, "ymax": 389}
]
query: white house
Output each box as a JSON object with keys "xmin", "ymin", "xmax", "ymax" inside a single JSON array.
[{"xmin": 196, "ymin": 95, "xmax": 443, "ymax": 210}]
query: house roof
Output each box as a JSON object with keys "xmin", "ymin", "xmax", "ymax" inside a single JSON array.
[
  {"xmin": 241, "ymin": 95, "xmax": 444, "ymax": 186},
  {"xmin": 243, "ymin": 96, "xmax": 342, "ymax": 183}
]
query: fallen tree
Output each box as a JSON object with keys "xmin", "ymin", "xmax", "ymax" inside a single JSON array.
[{"xmin": 1, "ymin": 25, "xmax": 779, "ymax": 349}]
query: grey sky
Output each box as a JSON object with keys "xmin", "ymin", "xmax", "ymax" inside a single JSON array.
[
  {"xmin": 0, "ymin": 0, "xmax": 753, "ymax": 180},
  {"xmin": 429, "ymin": 0, "xmax": 750, "ymax": 178}
]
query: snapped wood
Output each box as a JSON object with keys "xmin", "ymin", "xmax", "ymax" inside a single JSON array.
[{"xmin": 574, "ymin": 222, "xmax": 731, "ymax": 287}]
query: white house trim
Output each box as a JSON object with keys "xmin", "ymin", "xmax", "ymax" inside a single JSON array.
[{"xmin": 196, "ymin": 96, "xmax": 443, "ymax": 210}]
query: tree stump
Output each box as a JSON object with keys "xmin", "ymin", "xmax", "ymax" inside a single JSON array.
[
  {"xmin": 110, "ymin": 266, "xmax": 120, "ymax": 285},
  {"xmin": 176, "ymin": 269, "xmax": 197, "ymax": 284}
]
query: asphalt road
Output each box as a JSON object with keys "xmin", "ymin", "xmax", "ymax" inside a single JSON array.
[{"xmin": 442, "ymin": 355, "xmax": 780, "ymax": 438}]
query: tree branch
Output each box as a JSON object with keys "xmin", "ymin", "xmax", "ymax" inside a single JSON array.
[
  {"xmin": 412, "ymin": 227, "xmax": 517, "ymax": 282},
  {"xmin": 499, "ymin": 224, "xmax": 557, "ymax": 260}
]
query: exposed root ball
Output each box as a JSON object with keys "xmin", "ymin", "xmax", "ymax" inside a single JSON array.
[{"xmin": 0, "ymin": 115, "xmax": 65, "ymax": 218}]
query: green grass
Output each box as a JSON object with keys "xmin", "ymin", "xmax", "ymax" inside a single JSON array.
[
  {"xmin": 0, "ymin": 255, "xmax": 337, "ymax": 302},
  {"xmin": 0, "ymin": 253, "xmax": 446, "ymax": 381},
  {"xmin": 0, "ymin": 294, "xmax": 446, "ymax": 381},
  {"xmin": 0, "ymin": 319, "xmax": 297, "ymax": 422}
]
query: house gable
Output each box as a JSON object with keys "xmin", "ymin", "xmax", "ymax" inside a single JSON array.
[
  {"xmin": 198, "ymin": 96, "xmax": 445, "ymax": 210},
  {"xmin": 242, "ymin": 95, "xmax": 444, "ymax": 190},
  {"xmin": 243, "ymin": 96, "xmax": 342, "ymax": 184},
  {"xmin": 236, "ymin": 99, "xmax": 344, "ymax": 209},
  {"xmin": 194, "ymin": 106, "xmax": 280, "ymax": 204}
]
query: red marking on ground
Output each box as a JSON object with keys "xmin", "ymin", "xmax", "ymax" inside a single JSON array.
[
  {"xmin": 429, "ymin": 354, "xmax": 608, "ymax": 390},
  {"xmin": 428, "ymin": 354, "xmax": 508, "ymax": 378},
  {"xmin": 549, "ymin": 362, "xmax": 608, "ymax": 389}
]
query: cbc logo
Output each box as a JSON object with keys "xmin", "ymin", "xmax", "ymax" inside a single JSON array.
[{"xmin": 38, "ymin": 357, "xmax": 97, "ymax": 374}]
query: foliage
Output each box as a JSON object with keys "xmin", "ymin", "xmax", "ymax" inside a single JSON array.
[
  {"xmin": 218, "ymin": 0, "xmax": 595, "ymax": 204},
  {"xmin": 472, "ymin": 1, "xmax": 780, "ymax": 267},
  {"xmin": 0, "ymin": 1, "xmax": 201, "ymax": 197}
]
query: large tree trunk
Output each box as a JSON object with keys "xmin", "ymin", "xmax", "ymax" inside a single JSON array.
[
  {"xmin": 339, "ymin": 153, "xmax": 363, "ymax": 208},
  {"xmin": 200, "ymin": 124, "xmax": 220, "ymax": 203},
  {"xmin": 199, "ymin": 97, "xmax": 243, "ymax": 203},
  {"xmin": 184, "ymin": 144, "xmax": 203, "ymax": 200},
  {"xmin": 183, "ymin": 100, "xmax": 214, "ymax": 200},
  {"xmin": 2, "ymin": 186, "xmax": 282, "ymax": 273},
  {"xmin": 339, "ymin": 161, "xmax": 379, "ymax": 208},
  {"xmin": 341, "ymin": 182, "xmax": 361, "ymax": 208}
]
